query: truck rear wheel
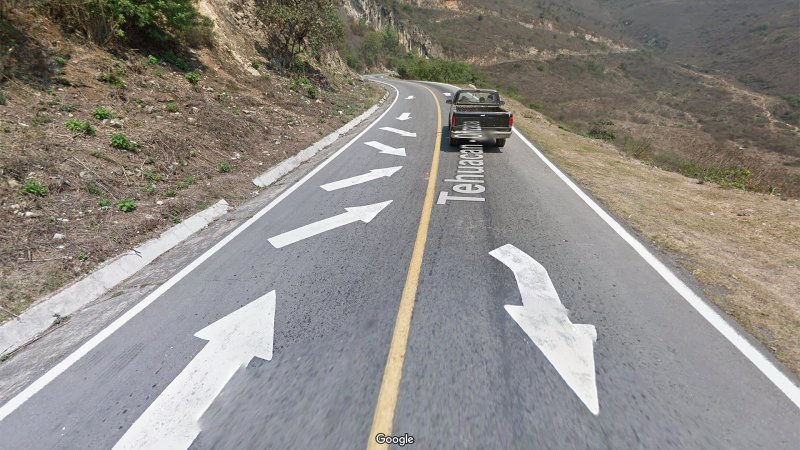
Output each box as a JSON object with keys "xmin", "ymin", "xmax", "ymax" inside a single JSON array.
[{"xmin": 496, "ymin": 138, "xmax": 506, "ymax": 148}]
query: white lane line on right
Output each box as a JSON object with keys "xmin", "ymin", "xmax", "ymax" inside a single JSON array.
[
  {"xmin": 511, "ymin": 128, "xmax": 800, "ymax": 409},
  {"xmin": 421, "ymin": 78, "xmax": 800, "ymax": 409},
  {"xmin": 380, "ymin": 127, "xmax": 417, "ymax": 137},
  {"xmin": 321, "ymin": 166, "xmax": 402, "ymax": 191},
  {"xmin": 365, "ymin": 141, "xmax": 406, "ymax": 157},
  {"xmin": 0, "ymin": 83, "xmax": 402, "ymax": 422}
]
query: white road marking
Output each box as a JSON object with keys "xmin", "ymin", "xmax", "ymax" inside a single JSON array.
[
  {"xmin": 397, "ymin": 113, "xmax": 412, "ymax": 121},
  {"xmin": 380, "ymin": 127, "xmax": 417, "ymax": 137},
  {"xmin": 405, "ymin": 95, "xmax": 415, "ymax": 100},
  {"xmin": 510, "ymin": 129, "xmax": 800, "ymax": 409},
  {"xmin": 114, "ymin": 291, "xmax": 276, "ymax": 450},
  {"xmin": 321, "ymin": 167, "xmax": 402, "ymax": 191},
  {"xmin": 490, "ymin": 244, "xmax": 599, "ymax": 415},
  {"xmin": 268, "ymin": 201, "xmax": 392, "ymax": 248},
  {"xmin": 365, "ymin": 141, "xmax": 406, "ymax": 157},
  {"xmin": 443, "ymin": 93, "xmax": 451, "ymax": 97},
  {"xmin": 427, "ymin": 79, "xmax": 800, "ymax": 409},
  {"xmin": 0, "ymin": 83, "xmax": 401, "ymax": 422}
]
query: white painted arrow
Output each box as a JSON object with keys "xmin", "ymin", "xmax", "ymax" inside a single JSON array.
[
  {"xmin": 268, "ymin": 201, "xmax": 392, "ymax": 248},
  {"xmin": 443, "ymin": 92, "xmax": 452, "ymax": 97},
  {"xmin": 365, "ymin": 141, "xmax": 406, "ymax": 157},
  {"xmin": 114, "ymin": 291, "xmax": 276, "ymax": 450},
  {"xmin": 405, "ymin": 95, "xmax": 415, "ymax": 100},
  {"xmin": 397, "ymin": 112, "xmax": 412, "ymax": 121},
  {"xmin": 380, "ymin": 127, "xmax": 417, "ymax": 137},
  {"xmin": 490, "ymin": 244, "xmax": 599, "ymax": 415},
  {"xmin": 321, "ymin": 167, "xmax": 402, "ymax": 191}
]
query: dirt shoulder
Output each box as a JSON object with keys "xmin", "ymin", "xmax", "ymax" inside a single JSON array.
[
  {"xmin": 508, "ymin": 97, "xmax": 800, "ymax": 377},
  {"xmin": 0, "ymin": 15, "xmax": 384, "ymax": 324}
]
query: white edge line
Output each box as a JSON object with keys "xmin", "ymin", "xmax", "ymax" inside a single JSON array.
[
  {"xmin": 510, "ymin": 127, "xmax": 800, "ymax": 409},
  {"xmin": 0, "ymin": 82, "xmax": 401, "ymax": 421},
  {"xmin": 423, "ymin": 78, "xmax": 799, "ymax": 407}
]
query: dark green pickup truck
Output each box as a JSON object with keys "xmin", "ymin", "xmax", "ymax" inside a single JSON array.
[{"xmin": 446, "ymin": 89, "xmax": 513, "ymax": 147}]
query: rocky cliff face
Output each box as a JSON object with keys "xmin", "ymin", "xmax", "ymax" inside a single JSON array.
[{"xmin": 343, "ymin": 0, "xmax": 445, "ymax": 58}]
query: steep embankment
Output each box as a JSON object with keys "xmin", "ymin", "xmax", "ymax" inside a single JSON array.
[{"xmin": 0, "ymin": 3, "xmax": 383, "ymax": 323}]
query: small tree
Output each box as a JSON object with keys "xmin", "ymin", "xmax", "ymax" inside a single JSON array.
[{"xmin": 256, "ymin": 0, "xmax": 343, "ymax": 69}]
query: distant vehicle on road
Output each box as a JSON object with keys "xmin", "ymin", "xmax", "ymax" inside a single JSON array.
[{"xmin": 447, "ymin": 89, "xmax": 513, "ymax": 147}]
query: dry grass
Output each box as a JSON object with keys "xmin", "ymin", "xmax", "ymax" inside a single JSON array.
[
  {"xmin": 509, "ymin": 97, "xmax": 800, "ymax": 376},
  {"xmin": 0, "ymin": 10, "xmax": 382, "ymax": 323}
]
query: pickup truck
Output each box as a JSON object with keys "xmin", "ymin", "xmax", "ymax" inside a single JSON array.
[{"xmin": 446, "ymin": 89, "xmax": 513, "ymax": 147}]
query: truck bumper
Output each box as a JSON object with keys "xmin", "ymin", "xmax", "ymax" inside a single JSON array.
[{"xmin": 450, "ymin": 127, "xmax": 512, "ymax": 140}]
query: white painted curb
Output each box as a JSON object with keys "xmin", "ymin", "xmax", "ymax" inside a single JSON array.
[
  {"xmin": 0, "ymin": 200, "xmax": 230, "ymax": 355},
  {"xmin": 252, "ymin": 92, "xmax": 390, "ymax": 188}
]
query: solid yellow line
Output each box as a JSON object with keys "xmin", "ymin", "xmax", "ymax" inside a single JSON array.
[{"xmin": 366, "ymin": 85, "xmax": 442, "ymax": 450}]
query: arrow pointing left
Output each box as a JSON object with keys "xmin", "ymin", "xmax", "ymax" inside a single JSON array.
[
  {"xmin": 114, "ymin": 291, "xmax": 276, "ymax": 450},
  {"xmin": 268, "ymin": 201, "xmax": 392, "ymax": 248},
  {"xmin": 490, "ymin": 244, "xmax": 599, "ymax": 415}
]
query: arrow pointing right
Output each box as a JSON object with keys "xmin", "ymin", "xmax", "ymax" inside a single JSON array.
[
  {"xmin": 114, "ymin": 291, "xmax": 276, "ymax": 450},
  {"xmin": 268, "ymin": 201, "xmax": 393, "ymax": 248},
  {"xmin": 365, "ymin": 141, "xmax": 406, "ymax": 156},
  {"xmin": 490, "ymin": 244, "xmax": 599, "ymax": 415},
  {"xmin": 321, "ymin": 166, "xmax": 402, "ymax": 191}
]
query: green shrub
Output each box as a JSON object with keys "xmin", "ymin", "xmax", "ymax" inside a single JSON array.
[
  {"xmin": 54, "ymin": 55, "xmax": 69, "ymax": 65},
  {"xmin": 46, "ymin": 0, "xmax": 213, "ymax": 46},
  {"xmin": 163, "ymin": 50, "xmax": 189, "ymax": 70},
  {"xmin": 307, "ymin": 85, "xmax": 318, "ymax": 99},
  {"xmin": 165, "ymin": 102, "xmax": 180, "ymax": 113},
  {"xmin": 165, "ymin": 188, "xmax": 177, "ymax": 197},
  {"xmin": 397, "ymin": 56, "xmax": 484, "ymax": 85},
  {"xmin": 217, "ymin": 161, "xmax": 232, "ymax": 173},
  {"xmin": 116, "ymin": 198, "xmax": 137, "ymax": 212},
  {"xmin": 185, "ymin": 71, "xmax": 200, "ymax": 84},
  {"xmin": 110, "ymin": 133, "xmax": 137, "ymax": 151},
  {"xmin": 66, "ymin": 119, "xmax": 96, "ymax": 136},
  {"xmin": 251, "ymin": 59, "xmax": 261, "ymax": 70},
  {"xmin": 587, "ymin": 120, "xmax": 616, "ymax": 140},
  {"xmin": 97, "ymin": 72, "xmax": 125, "ymax": 88},
  {"xmin": 148, "ymin": 55, "xmax": 159, "ymax": 65},
  {"xmin": 143, "ymin": 183, "xmax": 155, "ymax": 194},
  {"xmin": 288, "ymin": 76, "xmax": 310, "ymax": 91},
  {"xmin": 0, "ymin": 90, "xmax": 5, "ymax": 105},
  {"xmin": 86, "ymin": 182, "xmax": 103, "ymax": 196},
  {"xmin": 98, "ymin": 198, "xmax": 111, "ymax": 208},
  {"xmin": 24, "ymin": 179, "xmax": 48, "ymax": 197},
  {"xmin": 92, "ymin": 107, "xmax": 114, "ymax": 120},
  {"xmin": 144, "ymin": 171, "xmax": 165, "ymax": 182}
]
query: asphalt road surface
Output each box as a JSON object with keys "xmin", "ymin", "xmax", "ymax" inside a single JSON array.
[{"xmin": 0, "ymin": 78, "xmax": 798, "ymax": 449}]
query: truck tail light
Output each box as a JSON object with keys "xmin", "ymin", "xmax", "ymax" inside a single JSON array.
[
  {"xmin": 509, "ymin": 114, "xmax": 514, "ymax": 127},
  {"xmin": 451, "ymin": 114, "xmax": 457, "ymax": 127}
]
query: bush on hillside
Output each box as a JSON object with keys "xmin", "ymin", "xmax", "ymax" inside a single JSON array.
[
  {"xmin": 45, "ymin": 0, "xmax": 213, "ymax": 46},
  {"xmin": 256, "ymin": 0, "xmax": 343, "ymax": 69},
  {"xmin": 397, "ymin": 56, "xmax": 484, "ymax": 85}
]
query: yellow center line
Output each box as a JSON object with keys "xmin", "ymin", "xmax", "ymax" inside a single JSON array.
[{"xmin": 366, "ymin": 85, "xmax": 443, "ymax": 450}]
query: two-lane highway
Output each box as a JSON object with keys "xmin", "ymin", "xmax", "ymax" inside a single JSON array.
[{"xmin": 0, "ymin": 77, "xmax": 798, "ymax": 449}]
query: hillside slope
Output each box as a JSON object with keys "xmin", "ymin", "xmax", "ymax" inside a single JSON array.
[{"xmin": 0, "ymin": 2, "xmax": 382, "ymax": 322}]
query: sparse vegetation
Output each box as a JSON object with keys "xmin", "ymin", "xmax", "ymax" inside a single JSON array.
[
  {"xmin": 110, "ymin": 133, "xmax": 137, "ymax": 151},
  {"xmin": 185, "ymin": 71, "xmax": 200, "ymax": 84},
  {"xmin": 24, "ymin": 179, "xmax": 48, "ymax": 197},
  {"xmin": 165, "ymin": 102, "xmax": 180, "ymax": 113},
  {"xmin": 91, "ymin": 107, "xmax": 114, "ymax": 120},
  {"xmin": 66, "ymin": 119, "xmax": 96, "ymax": 136},
  {"xmin": 116, "ymin": 198, "xmax": 137, "ymax": 212},
  {"xmin": 217, "ymin": 161, "xmax": 233, "ymax": 173}
]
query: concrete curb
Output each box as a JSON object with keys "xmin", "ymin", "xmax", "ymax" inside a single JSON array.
[
  {"xmin": 252, "ymin": 92, "xmax": 390, "ymax": 188},
  {"xmin": 0, "ymin": 200, "xmax": 230, "ymax": 355}
]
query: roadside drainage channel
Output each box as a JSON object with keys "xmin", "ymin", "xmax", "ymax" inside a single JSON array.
[{"xmin": 0, "ymin": 92, "xmax": 391, "ymax": 358}]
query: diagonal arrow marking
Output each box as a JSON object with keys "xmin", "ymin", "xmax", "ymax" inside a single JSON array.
[
  {"xmin": 405, "ymin": 95, "xmax": 414, "ymax": 100},
  {"xmin": 490, "ymin": 244, "xmax": 599, "ymax": 415},
  {"xmin": 268, "ymin": 201, "xmax": 393, "ymax": 248},
  {"xmin": 397, "ymin": 112, "xmax": 412, "ymax": 121},
  {"xmin": 365, "ymin": 141, "xmax": 406, "ymax": 157},
  {"xmin": 380, "ymin": 127, "xmax": 417, "ymax": 137},
  {"xmin": 114, "ymin": 291, "xmax": 276, "ymax": 449},
  {"xmin": 321, "ymin": 167, "xmax": 402, "ymax": 191}
]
